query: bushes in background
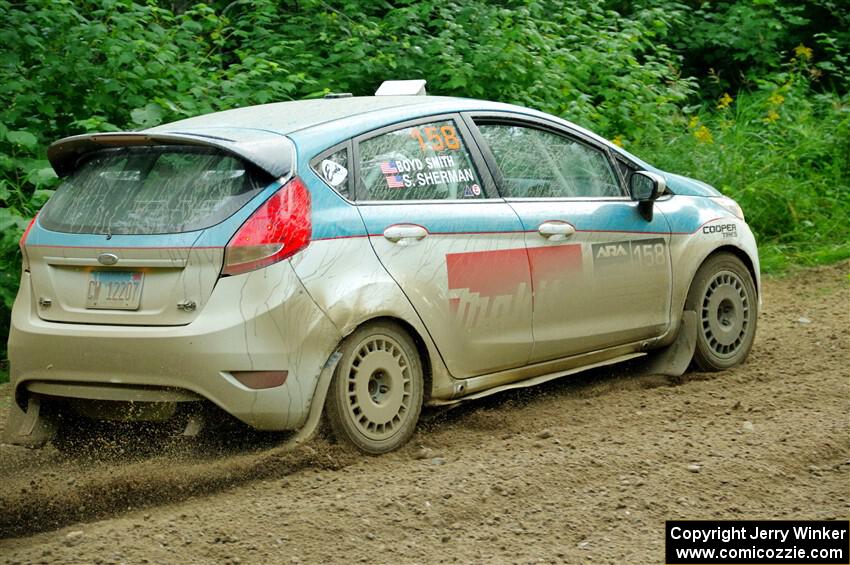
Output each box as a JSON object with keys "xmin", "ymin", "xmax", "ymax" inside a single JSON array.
[{"xmin": 0, "ymin": 0, "xmax": 848, "ymax": 375}]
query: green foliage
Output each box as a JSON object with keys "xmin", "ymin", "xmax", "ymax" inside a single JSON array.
[
  {"xmin": 0, "ymin": 0, "xmax": 848, "ymax": 375},
  {"xmin": 611, "ymin": 0, "xmax": 850, "ymax": 97},
  {"xmin": 624, "ymin": 69, "xmax": 850, "ymax": 272}
]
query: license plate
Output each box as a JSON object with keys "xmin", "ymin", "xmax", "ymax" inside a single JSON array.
[{"xmin": 86, "ymin": 271, "xmax": 144, "ymax": 310}]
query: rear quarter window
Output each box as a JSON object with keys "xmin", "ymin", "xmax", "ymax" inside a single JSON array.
[
  {"xmin": 311, "ymin": 146, "xmax": 351, "ymax": 199},
  {"xmin": 40, "ymin": 146, "xmax": 271, "ymax": 235}
]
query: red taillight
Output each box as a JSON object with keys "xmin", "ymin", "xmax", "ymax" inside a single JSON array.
[
  {"xmin": 223, "ymin": 177, "xmax": 312, "ymax": 276},
  {"xmin": 19, "ymin": 213, "xmax": 38, "ymax": 250}
]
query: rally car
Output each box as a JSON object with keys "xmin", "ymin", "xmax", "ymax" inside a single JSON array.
[{"xmin": 5, "ymin": 81, "xmax": 759, "ymax": 453}]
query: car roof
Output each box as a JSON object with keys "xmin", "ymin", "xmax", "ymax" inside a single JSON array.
[
  {"xmin": 146, "ymin": 95, "xmax": 625, "ymax": 162},
  {"xmin": 145, "ymin": 96, "xmax": 504, "ymax": 137}
]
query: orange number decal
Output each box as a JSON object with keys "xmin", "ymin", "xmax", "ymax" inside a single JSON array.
[
  {"xmin": 410, "ymin": 124, "xmax": 462, "ymax": 152},
  {"xmin": 424, "ymin": 126, "xmax": 445, "ymax": 151},
  {"xmin": 410, "ymin": 128, "xmax": 427, "ymax": 151},
  {"xmin": 441, "ymin": 125, "xmax": 461, "ymax": 150}
]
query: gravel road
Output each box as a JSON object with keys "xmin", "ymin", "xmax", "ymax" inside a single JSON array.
[{"xmin": 1, "ymin": 262, "xmax": 847, "ymax": 564}]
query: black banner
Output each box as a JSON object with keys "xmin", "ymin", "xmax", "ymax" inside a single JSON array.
[{"xmin": 666, "ymin": 520, "xmax": 850, "ymax": 564}]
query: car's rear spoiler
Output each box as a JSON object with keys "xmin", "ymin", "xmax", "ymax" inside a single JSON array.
[{"xmin": 47, "ymin": 130, "xmax": 293, "ymax": 179}]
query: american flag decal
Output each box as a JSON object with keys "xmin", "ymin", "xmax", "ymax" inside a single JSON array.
[
  {"xmin": 385, "ymin": 174, "xmax": 405, "ymax": 189},
  {"xmin": 380, "ymin": 160, "xmax": 399, "ymax": 174}
]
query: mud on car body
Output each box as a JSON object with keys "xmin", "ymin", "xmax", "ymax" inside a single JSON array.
[{"xmin": 5, "ymin": 83, "xmax": 760, "ymax": 454}]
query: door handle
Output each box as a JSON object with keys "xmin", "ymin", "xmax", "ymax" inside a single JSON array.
[
  {"xmin": 383, "ymin": 224, "xmax": 429, "ymax": 245},
  {"xmin": 538, "ymin": 221, "xmax": 576, "ymax": 241}
]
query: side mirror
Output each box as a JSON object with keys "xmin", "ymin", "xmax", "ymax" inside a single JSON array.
[
  {"xmin": 629, "ymin": 171, "xmax": 667, "ymax": 201},
  {"xmin": 629, "ymin": 171, "xmax": 667, "ymax": 221}
]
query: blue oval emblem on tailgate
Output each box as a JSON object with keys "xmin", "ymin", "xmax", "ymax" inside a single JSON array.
[{"xmin": 97, "ymin": 253, "xmax": 119, "ymax": 266}]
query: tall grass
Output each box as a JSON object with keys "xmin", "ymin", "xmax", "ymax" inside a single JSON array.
[{"xmin": 627, "ymin": 80, "xmax": 850, "ymax": 273}]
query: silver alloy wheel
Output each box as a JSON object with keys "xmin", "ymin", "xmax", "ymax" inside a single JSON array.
[
  {"xmin": 700, "ymin": 270, "xmax": 751, "ymax": 359},
  {"xmin": 343, "ymin": 335, "xmax": 412, "ymax": 441}
]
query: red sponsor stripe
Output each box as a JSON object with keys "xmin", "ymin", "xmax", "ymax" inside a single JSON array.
[
  {"xmin": 528, "ymin": 244, "xmax": 582, "ymax": 284},
  {"xmin": 446, "ymin": 247, "xmax": 530, "ymax": 298},
  {"xmin": 446, "ymin": 244, "xmax": 584, "ymax": 299}
]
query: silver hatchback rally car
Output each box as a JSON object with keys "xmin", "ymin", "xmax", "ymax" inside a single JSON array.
[{"xmin": 6, "ymin": 82, "xmax": 759, "ymax": 453}]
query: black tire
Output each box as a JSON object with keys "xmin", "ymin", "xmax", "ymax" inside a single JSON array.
[
  {"xmin": 685, "ymin": 252, "xmax": 758, "ymax": 371},
  {"xmin": 325, "ymin": 321, "xmax": 424, "ymax": 454}
]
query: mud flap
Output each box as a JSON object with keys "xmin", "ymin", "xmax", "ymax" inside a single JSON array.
[
  {"xmin": 2, "ymin": 395, "xmax": 57, "ymax": 448},
  {"xmin": 284, "ymin": 350, "xmax": 342, "ymax": 447},
  {"xmin": 643, "ymin": 310, "xmax": 697, "ymax": 377}
]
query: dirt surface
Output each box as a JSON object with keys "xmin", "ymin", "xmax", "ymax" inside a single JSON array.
[{"xmin": 0, "ymin": 262, "xmax": 848, "ymax": 564}]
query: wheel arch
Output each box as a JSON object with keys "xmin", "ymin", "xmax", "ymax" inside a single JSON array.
[
  {"xmin": 659, "ymin": 242, "xmax": 760, "ymax": 350},
  {"xmin": 339, "ymin": 315, "xmax": 435, "ymax": 403},
  {"xmin": 690, "ymin": 245, "xmax": 760, "ymax": 299}
]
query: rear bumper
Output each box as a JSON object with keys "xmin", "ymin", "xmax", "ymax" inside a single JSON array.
[{"xmin": 8, "ymin": 261, "xmax": 342, "ymax": 431}]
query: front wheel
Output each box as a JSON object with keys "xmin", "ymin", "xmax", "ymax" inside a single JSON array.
[
  {"xmin": 685, "ymin": 252, "xmax": 758, "ymax": 371},
  {"xmin": 325, "ymin": 321, "xmax": 424, "ymax": 454}
]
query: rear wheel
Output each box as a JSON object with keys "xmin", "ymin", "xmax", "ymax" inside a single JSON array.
[
  {"xmin": 685, "ymin": 253, "xmax": 758, "ymax": 371},
  {"xmin": 325, "ymin": 321, "xmax": 424, "ymax": 454}
]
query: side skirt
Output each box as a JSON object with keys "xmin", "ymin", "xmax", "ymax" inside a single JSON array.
[{"xmin": 430, "ymin": 342, "xmax": 649, "ymax": 406}]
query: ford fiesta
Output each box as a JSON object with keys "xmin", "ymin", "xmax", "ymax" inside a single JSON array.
[{"xmin": 5, "ymin": 82, "xmax": 759, "ymax": 454}]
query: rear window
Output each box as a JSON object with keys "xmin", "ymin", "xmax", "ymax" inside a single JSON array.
[{"xmin": 40, "ymin": 146, "xmax": 271, "ymax": 235}]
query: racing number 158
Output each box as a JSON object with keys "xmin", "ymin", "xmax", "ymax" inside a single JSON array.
[
  {"xmin": 634, "ymin": 243, "xmax": 666, "ymax": 267},
  {"xmin": 411, "ymin": 125, "xmax": 461, "ymax": 152}
]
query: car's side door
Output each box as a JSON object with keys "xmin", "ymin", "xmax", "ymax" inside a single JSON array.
[
  {"xmin": 465, "ymin": 115, "xmax": 673, "ymax": 363},
  {"xmin": 354, "ymin": 115, "xmax": 534, "ymax": 378}
]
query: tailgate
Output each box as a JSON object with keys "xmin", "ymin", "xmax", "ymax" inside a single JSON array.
[{"xmin": 26, "ymin": 235, "xmax": 223, "ymax": 326}]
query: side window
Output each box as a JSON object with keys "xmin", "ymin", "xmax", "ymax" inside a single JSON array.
[
  {"xmin": 357, "ymin": 120, "xmax": 485, "ymax": 201},
  {"xmin": 477, "ymin": 123, "xmax": 622, "ymax": 198},
  {"xmin": 312, "ymin": 147, "xmax": 350, "ymax": 199}
]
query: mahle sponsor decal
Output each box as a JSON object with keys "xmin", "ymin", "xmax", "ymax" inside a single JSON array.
[
  {"xmin": 445, "ymin": 245, "xmax": 582, "ymax": 328},
  {"xmin": 703, "ymin": 223, "xmax": 738, "ymax": 238},
  {"xmin": 592, "ymin": 238, "xmax": 667, "ymax": 269}
]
